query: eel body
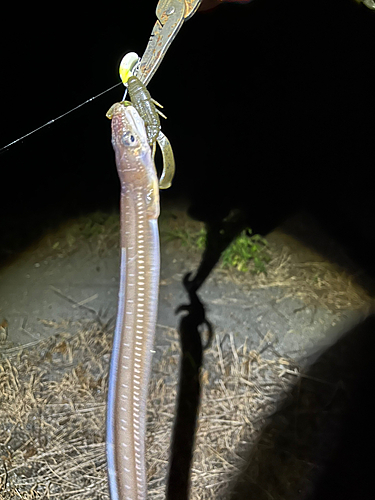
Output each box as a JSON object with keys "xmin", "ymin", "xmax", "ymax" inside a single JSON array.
[{"xmin": 106, "ymin": 101, "xmax": 160, "ymax": 500}]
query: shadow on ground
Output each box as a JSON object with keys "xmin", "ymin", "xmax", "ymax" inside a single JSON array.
[{"xmin": 223, "ymin": 314, "xmax": 375, "ymax": 500}]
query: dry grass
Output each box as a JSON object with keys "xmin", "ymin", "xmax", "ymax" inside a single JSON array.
[
  {"xmin": 217, "ymin": 243, "xmax": 372, "ymax": 313},
  {"xmin": 159, "ymin": 207, "xmax": 373, "ymax": 313},
  {"xmin": 1, "ymin": 209, "xmax": 372, "ymax": 498},
  {"xmin": 0, "ymin": 323, "xmax": 299, "ymax": 500},
  {"xmin": 42, "ymin": 212, "xmax": 120, "ymax": 259}
]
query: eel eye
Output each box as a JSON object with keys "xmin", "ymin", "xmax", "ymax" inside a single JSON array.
[{"xmin": 121, "ymin": 131, "xmax": 137, "ymax": 147}]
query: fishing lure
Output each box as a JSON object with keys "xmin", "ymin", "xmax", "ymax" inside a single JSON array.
[{"xmin": 119, "ymin": 52, "xmax": 175, "ymax": 190}]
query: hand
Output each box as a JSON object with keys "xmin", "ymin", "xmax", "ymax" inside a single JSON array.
[{"xmin": 199, "ymin": 0, "xmax": 254, "ymax": 12}]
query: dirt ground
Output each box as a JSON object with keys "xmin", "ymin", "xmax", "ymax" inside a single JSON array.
[{"xmin": 1, "ymin": 200, "xmax": 374, "ymax": 499}]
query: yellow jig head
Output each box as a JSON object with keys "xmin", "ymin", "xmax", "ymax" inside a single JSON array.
[
  {"xmin": 106, "ymin": 51, "xmax": 140, "ymax": 118},
  {"xmin": 119, "ymin": 52, "xmax": 141, "ymax": 100}
]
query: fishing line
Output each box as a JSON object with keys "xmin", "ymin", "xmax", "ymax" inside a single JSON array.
[{"xmin": 0, "ymin": 82, "xmax": 123, "ymax": 154}]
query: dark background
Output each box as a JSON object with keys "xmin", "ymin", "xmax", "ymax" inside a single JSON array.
[
  {"xmin": 2, "ymin": 0, "xmax": 374, "ymax": 236},
  {"xmin": 2, "ymin": 0, "xmax": 375, "ymax": 276}
]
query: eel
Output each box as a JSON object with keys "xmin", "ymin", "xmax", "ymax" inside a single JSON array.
[{"xmin": 106, "ymin": 100, "xmax": 160, "ymax": 500}]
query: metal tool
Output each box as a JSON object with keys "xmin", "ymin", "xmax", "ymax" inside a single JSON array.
[
  {"xmin": 136, "ymin": 0, "xmax": 203, "ymax": 85},
  {"xmin": 362, "ymin": 0, "xmax": 375, "ymax": 9}
]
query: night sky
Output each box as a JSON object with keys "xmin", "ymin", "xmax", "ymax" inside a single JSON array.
[{"xmin": 1, "ymin": 0, "xmax": 374, "ymax": 267}]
